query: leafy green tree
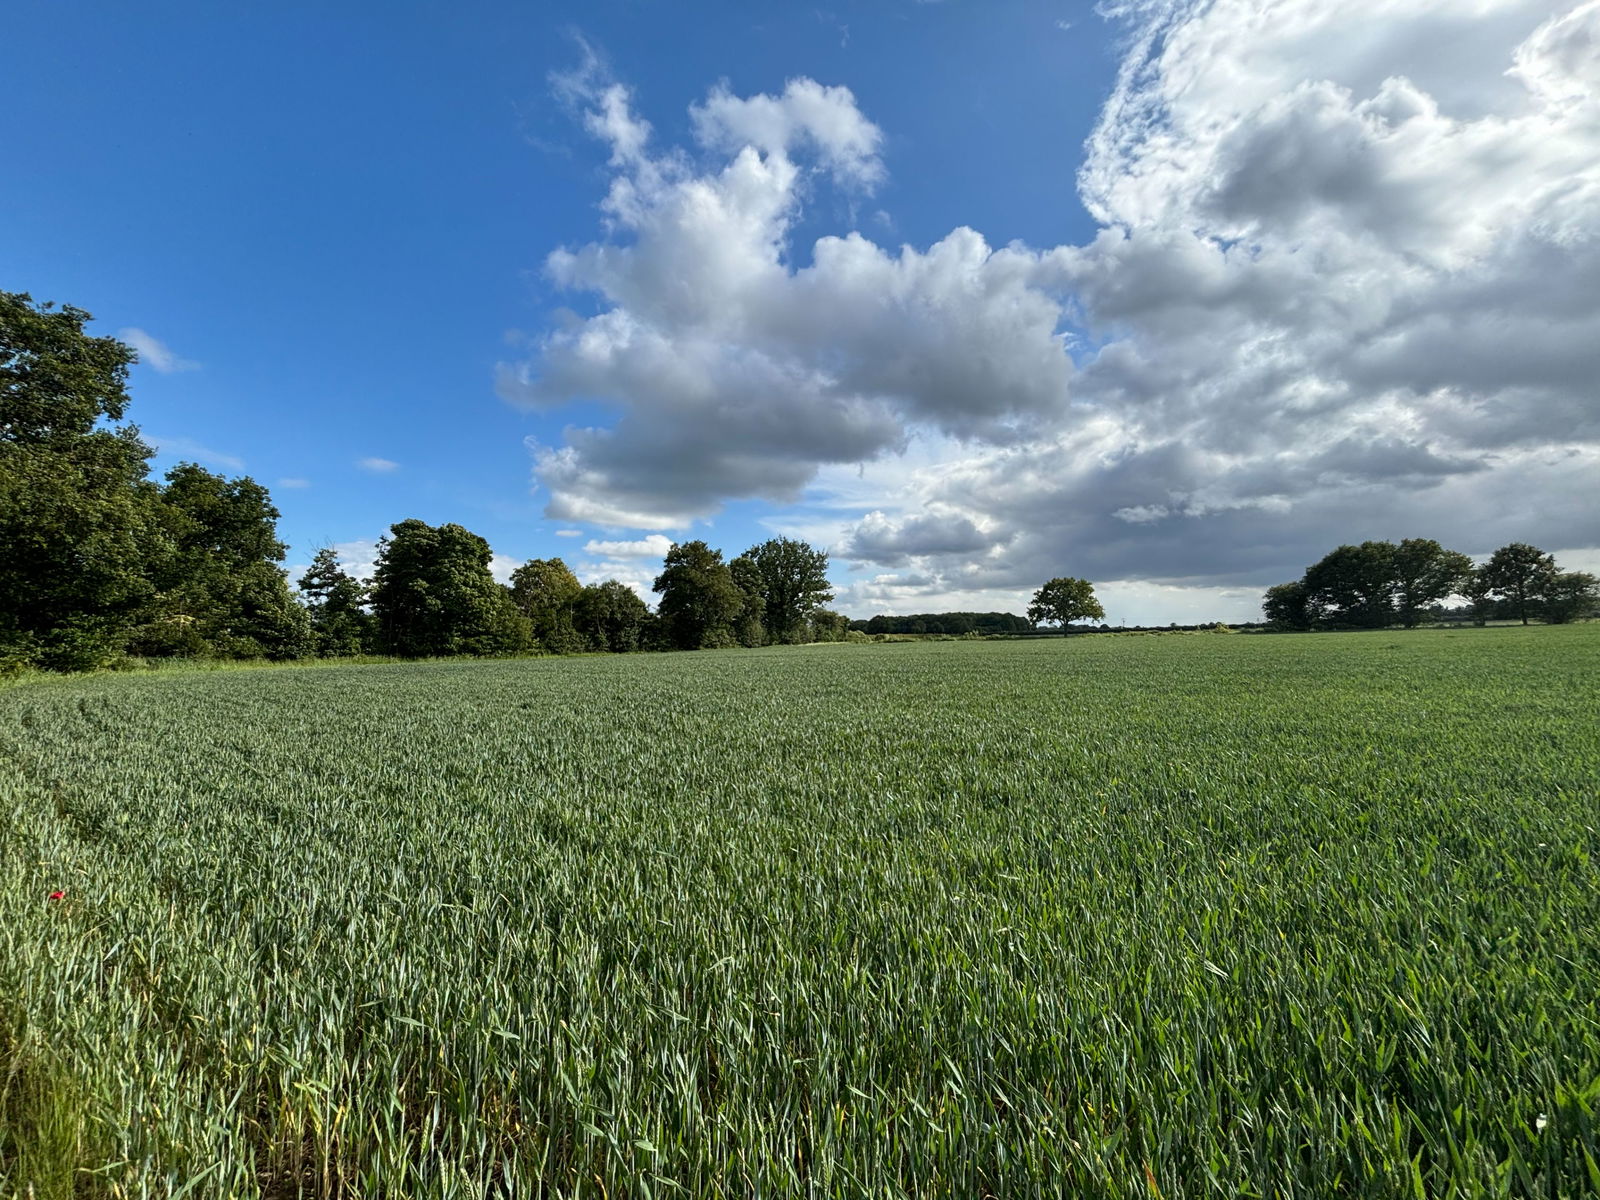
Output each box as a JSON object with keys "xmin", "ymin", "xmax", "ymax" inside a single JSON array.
[
  {"xmin": 1261, "ymin": 580, "xmax": 1320, "ymax": 630},
  {"xmin": 573, "ymin": 580, "xmax": 650, "ymax": 652},
  {"xmin": 0, "ymin": 292, "xmax": 162, "ymax": 670},
  {"xmin": 1539, "ymin": 571, "xmax": 1597, "ymax": 625},
  {"xmin": 371, "ymin": 520, "xmax": 530, "ymax": 657},
  {"xmin": 1027, "ymin": 577, "xmax": 1105, "ymax": 629},
  {"xmin": 1391, "ymin": 538, "xmax": 1475, "ymax": 628},
  {"xmin": 298, "ymin": 547, "xmax": 374, "ymax": 656},
  {"xmin": 652, "ymin": 541, "xmax": 743, "ymax": 650},
  {"xmin": 509, "ymin": 558, "xmax": 584, "ymax": 654},
  {"xmin": 1462, "ymin": 569, "xmax": 1496, "ymax": 627},
  {"xmin": 742, "ymin": 537, "xmax": 833, "ymax": 644},
  {"xmin": 1478, "ymin": 543, "xmax": 1558, "ymax": 626},
  {"xmin": 136, "ymin": 463, "xmax": 310, "ymax": 659},
  {"xmin": 727, "ymin": 553, "xmax": 768, "ymax": 647},
  {"xmin": 807, "ymin": 608, "xmax": 850, "ymax": 642},
  {"xmin": 1303, "ymin": 542, "xmax": 1397, "ymax": 628}
]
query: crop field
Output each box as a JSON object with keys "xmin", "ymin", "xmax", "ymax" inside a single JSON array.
[{"xmin": 2, "ymin": 627, "xmax": 1599, "ymax": 1198}]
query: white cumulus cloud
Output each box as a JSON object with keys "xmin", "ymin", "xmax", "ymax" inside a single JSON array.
[{"xmin": 582, "ymin": 533, "xmax": 676, "ymax": 559}]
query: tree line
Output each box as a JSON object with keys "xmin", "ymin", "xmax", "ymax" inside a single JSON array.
[
  {"xmin": 0, "ymin": 292, "xmax": 853, "ymax": 671},
  {"xmin": 1262, "ymin": 538, "xmax": 1598, "ymax": 630},
  {"xmin": 850, "ymin": 612, "xmax": 1033, "ymax": 636},
  {"xmin": 299, "ymin": 527, "xmax": 849, "ymax": 662}
]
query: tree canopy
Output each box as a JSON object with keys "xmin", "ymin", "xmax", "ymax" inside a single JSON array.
[
  {"xmin": 1264, "ymin": 539, "xmax": 1592, "ymax": 629},
  {"xmin": 9, "ymin": 290, "xmax": 1592, "ymax": 673},
  {"xmin": 652, "ymin": 541, "xmax": 743, "ymax": 650},
  {"xmin": 1027, "ymin": 578, "xmax": 1105, "ymax": 628},
  {"xmin": 510, "ymin": 558, "xmax": 585, "ymax": 654},
  {"xmin": 370, "ymin": 520, "xmax": 530, "ymax": 658},
  {"xmin": 0, "ymin": 292, "xmax": 162, "ymax": 670},
  {"xmin": 741, "ymin": 537, "xmax": 834, "ymax": 644},
  {"xmin": 299, "ymin": 548, "xmax": 375, "ymax": 657}
]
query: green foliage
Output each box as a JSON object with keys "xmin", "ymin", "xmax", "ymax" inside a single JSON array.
[
  {"xmin": 509, "ymin": 558, "xmax": 585, "ymax": 654},
  {"xmin": 1267, "ymin": 537, "xmax": 1483, "ymax": 630},
  {"xmin": 1261, "ymin": 579, "xmax": 1319, "ymax": 630},
  {"xmin": 806, "ymin": 608, "xmax": 850, "ymax": 642},
  {"xmin": 2, "ymin": 629, "xmax": 1598, "ymax": 1194},
  {"xmin": 858, "ymin": 612, "xmax": 1033, "ymax": 636},
  {"xmin": 1479, "ymin": 542, "xmax": 1559, "ymax": 626},
  {"xmin": 1027, "ymin": 576, "xmax": 1105, "ymax": 627},
  {"xmin": 1542, "ymin": 571, "xmax": 1599, "ymax": 624},
  {"xmin": 1304, "ymin": 541, "xmax": 1398, "ymax": 628},
  {"xmin": 572, "ymin": 580, "xmax": 649, "ymax": 652},
  {"xmin": 741, "ymin": 537, "xmax": 833, "ymax": 644},
  {"xmin": 297, "ymin": 548, "xmax": 375, "ymax": 657},
  {"xmin": 131, "ymin": 464, "xmax": 311, "ymax": 660},
  {"xmin": 727, "ymin": 553, "xmax": 768, "ymax": 647},
  {"xmin": 0, "ymin": 293, "xmax": 160, "ymax": 670},
  {"xmin": 1391, "ymin": 537, "xmax": 1474, "ymax": 627},
  {"xmin": 371, "ymin": 520, "xmax": 530, "ymax": 658},
  {"xmin": 652, "ymin": 540, "xmax": 743, "ymax": 650}
]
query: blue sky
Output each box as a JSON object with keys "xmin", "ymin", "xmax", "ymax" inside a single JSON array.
[{"xmin": 6, "ymin": 0, "xmax": 1598, "ymax": 621}]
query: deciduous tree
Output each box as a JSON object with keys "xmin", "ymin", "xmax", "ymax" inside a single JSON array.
[
  {"xmin": 0, "ymin": 292, "xmax": 161, "ymax": 670},
  {"xmin": 1261, "ymin": 580, "xmax": 1319, "ymax": 630},
  {"xmin": 509, "ymin": 558, "xmax": 584, "ymax": 654},
  {"xmin": 1391, "ymin": 538, "xmax": 1474, "ymax": 628},
  {"xmin": 727, "ymin": 553, "xmax": 767, "ymax": 647},
  {"xmin": 742, "ymin": 537, "xmax": 833, "ymax": 644},
  {"xmin": 135, "ymin": 463, "xmax": 310, "ymax": 660},
  {"xmin": 1303, "ymin": 542, "xmax": 1397, "ymax": 628},
  {"xmin": 652, "ymin": 541, "xmax": 742, "ymax": 650},
  {"xmin": 1478, "ymin": 543, "xmax": 1558, "ymax": 626},
  {"xmin": 1027, "ymin": 577, "xmax": 1105, "ymax": 629},
  {"xmin": 371, "ymin": 520, "xmax": 530, "ymax": 657},
  {"xmin": 573, "ymin": 580, "xmax": 650, "ymax": 652},
  {"xmin": 1539, "ymin": 571, "xmax": 1597, "ymax": 625}
]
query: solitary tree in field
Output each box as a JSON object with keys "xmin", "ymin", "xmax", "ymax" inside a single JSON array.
[
  {"xmin": 1478, "ymin": 543, "xmax": 1558, "ymax": 626},
  {"xmin": 1027, "ymin": 577, "xmax": 1105, "ymax": 629}
]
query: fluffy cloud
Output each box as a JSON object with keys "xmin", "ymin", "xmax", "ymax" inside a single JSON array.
[
  {"xmin": 119, "ymin": 328, "xmax": 198, "ymax": 374},
  {"xmin": 582, "ymin": 533, "xmax": 675, "ymax": 559},
  {"xmin": 489, "ymin": 553, "xmax": 522, "ymax": 585},
  {"xmin": 356, "ymin": 457, "xmax": 400, "ymax": 473},
  {"xmin": 509, "ymin": 2, "xmax": 1600, "ymax": 615},
  {"xmin": 502, "ymin": 73, "xmax": 1076, "ymax": 529}
]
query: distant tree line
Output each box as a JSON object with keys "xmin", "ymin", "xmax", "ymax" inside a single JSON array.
[
  {"xmin": 1263, "ymin": 539, "xmax": 1598, "ymax": 630},
  {"xmin": 0, "ymin": 291, "xmax": 853, "ymax": 672},
  {"xmin": 849, "ymin": 612, "xmax": 1032, "ymax": 636}
]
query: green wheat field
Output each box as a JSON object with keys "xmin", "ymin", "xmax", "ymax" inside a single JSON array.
[{"xmin": 3, "ymin": 627, "xmax": 1599, "ymax": 1198}]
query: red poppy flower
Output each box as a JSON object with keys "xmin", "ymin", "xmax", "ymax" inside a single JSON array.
[{"xmin": 48, "ymin": 891, "xmax": 65, "ymax": 901}]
